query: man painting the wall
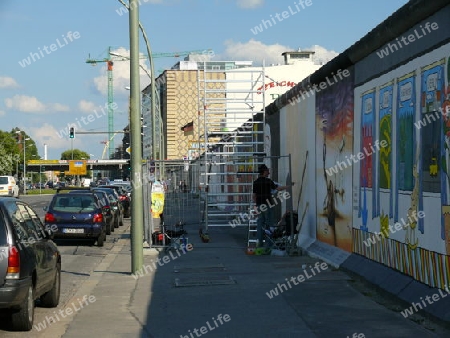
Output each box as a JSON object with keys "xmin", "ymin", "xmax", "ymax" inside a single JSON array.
[{"xmin": 252, "ymin": 164, "xmax": 292, "ymax": 254}]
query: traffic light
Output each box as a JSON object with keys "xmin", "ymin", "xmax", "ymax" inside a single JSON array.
[
  {"xmin": 69, "ymin": 127, "xmax": 75, "ymax": 139},
  {"xmin": 127, "ymin": 160, "xmax": 131, "ymax": 171}
]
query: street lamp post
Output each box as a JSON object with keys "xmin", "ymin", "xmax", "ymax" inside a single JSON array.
[
  {"xmin": 31, "ymin": 155, "xmax": 39, "ymax": 193},
  {"xmin": 128, "ymin": 0, "xmax": 144, "ymax": 273},
  {"xmin": 89, "ymin": 154, "xmax": 95, "ymax": 181},
  {"xmin": 16, "ymin": 131, "xmax": 30, "ymax": 195},
  {"xmin": 117, "ymin": 0, "xmax": 157, "ymax": 167}
]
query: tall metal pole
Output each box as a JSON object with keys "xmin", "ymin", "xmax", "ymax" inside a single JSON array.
[
  {"xmin": 129, "ymin": 0, "xmax": 143, "ymax": 273},
  {"xmin": 23, "ymin": 138, "xmax": 27, "ymax": 195},
  {"xmin": 117, "ymin": 0, "xmax": 158, "ymax": 170}
]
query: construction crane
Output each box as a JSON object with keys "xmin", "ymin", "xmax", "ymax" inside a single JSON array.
[{"xmin": 85, "ymin": 47, "xmax": 211, "ymax": 158}]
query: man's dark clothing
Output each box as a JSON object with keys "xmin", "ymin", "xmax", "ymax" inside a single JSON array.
[{"xmin": 253, "ymin": 176, "xmax": 277, "ymax": 206}]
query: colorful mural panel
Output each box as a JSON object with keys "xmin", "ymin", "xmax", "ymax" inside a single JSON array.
[
  {"xmin": 361, "ymin": 89, "xmax": 375, "ymax": 189},
  {"xmin": 316, "ymin": 75, "xmax": 354, "ymax": 252},
  {"xmin": 378, "ymin": 81, "xmax": 394, "ymax": 219},
  {"xmin": 353, "ymin": 48, "xmax": 450, "ymax": 289},
  {"xmin": 359, "ymin": 89, "xmax": 376, "ymax": 227},
  {"xmin": 395, "ymin": 72, "xmax": 416, "ymax": 223},
  {"xmin": 441, "ymin": 56, "xmax": 450, "ymax": 254},
  {"xmin": 419, "ymin": 59, "xmax": 445, "ymax": 235}
]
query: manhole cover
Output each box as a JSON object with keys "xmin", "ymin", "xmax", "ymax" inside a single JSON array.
[
  {"xmin": 174, "ymin": 275, "xmax": 236, "ymax": 287},
  {"xmin": 174, "ymin": 264, "xmax": 226, "ymax": 273}
]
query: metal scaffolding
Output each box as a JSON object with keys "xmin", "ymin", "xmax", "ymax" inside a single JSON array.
[{"xmin": 197, "ymin": 65, "xmax": 266, "ymax": 230}]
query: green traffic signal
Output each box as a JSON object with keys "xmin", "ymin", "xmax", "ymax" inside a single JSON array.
[{"xmin": 69, "ymin": 127, "xmax": 75, "ymax": 138}]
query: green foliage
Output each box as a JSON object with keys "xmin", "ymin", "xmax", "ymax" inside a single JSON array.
[
  {"xmin": 60, "ymin": 149, "xmax": 91, "ymax": 160},
  {"xmin": 0, "ymin": 130, "xmax": 21, "ymax": 175},
  {"xmin": 27, "ymin": 189, "xmax": 55, "ymax": 195}
]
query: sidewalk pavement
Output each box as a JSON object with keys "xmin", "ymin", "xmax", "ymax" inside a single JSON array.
[{"xmin": 46, "ymin": 211, "xmax": 450, "ymax": 337}]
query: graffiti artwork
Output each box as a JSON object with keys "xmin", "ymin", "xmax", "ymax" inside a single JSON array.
[{"xmin": 316, "ymin": 75, "xmax": 354, "ymax": 251}]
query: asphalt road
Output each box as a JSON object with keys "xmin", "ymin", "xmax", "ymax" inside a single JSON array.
[{"xmin": 0, "ymin": 194, "xmax": 129, "ymax": 337}]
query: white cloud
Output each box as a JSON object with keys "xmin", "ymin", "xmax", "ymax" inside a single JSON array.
[
  {"xmin": 29, "ymin": 123, "xmax": 81, "ymax": 158},
  {"xmin": 29, "ymin": 123, "xmax": 106, "ymax": 160},
  {"xmin": 221, "ymin": 39, "xmax": 289, "ymax": 65},
  {"xmin": 306, "ymin": 44, "xmax": 339, "ymax": 65},
  {"xmin": 49, "ymin": 103, "xmax": 70, "ymax": 112},
  {"xmin": 5, "ymin": 95, "xmax": 46, "ymax": 112},
  {"xmin": 236, "ymin": 0, "xmax": 264, "ymax": 8},
  {"xmin": 78, "ymin": 100, "xmax": 98, "ymax": 113},
  {"xmin": 92, "ymin": 47, "xmax": 151, "ymax": 97},
  {"xmin": 221, "ymin": 39, "xmax": 339, "ymax": 66},
  {"xmin": 4, "ymin": 94, "xmax": 69, "ymax": 113},
  {"xmin": 0, "ymin": 76, "xmax": 19, "ymax": 88},
  {"xmin": 0, "ymin": 110, "xmax": 5, "ymax": 117}
]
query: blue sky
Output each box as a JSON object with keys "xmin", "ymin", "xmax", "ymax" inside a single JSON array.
[{"xmin": 0, "ymin": 0, "xmax": 409, "ymax": 160}]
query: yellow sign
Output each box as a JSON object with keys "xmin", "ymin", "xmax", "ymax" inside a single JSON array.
[
  {"xmin": 28, "ymin": 159, "xmax": 63, "ymax": 164},
  {"xmin": 151, "ymin": 193, "xmax": 165, "ymax": 218},
  {"xmin": 68, "ymin": 160, "xmax": 87, "ymax": 175}
]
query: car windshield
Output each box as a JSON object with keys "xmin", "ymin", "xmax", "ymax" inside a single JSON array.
[
  {"xmin": 94, "ymin": 192, "xmax": 110, "ymax": 206},
  {"xmin": 0, "ymin": 177, "xmax": 9, "ymax": 184},
  {"xmin": 52, "ymin": 195, "xmax": 96, "ymax": 212},
  {"xmin": 94, "ymin": 189, "xmax": 118, "ymax": 201}
]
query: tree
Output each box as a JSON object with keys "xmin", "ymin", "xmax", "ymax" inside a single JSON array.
[
  {"xmin": 0, "ymin": 129, "xmax": 38, "ymax": 176},
  {"xmin": 60, "ymin": 149, "xmax": 91, "ymax": 160}
]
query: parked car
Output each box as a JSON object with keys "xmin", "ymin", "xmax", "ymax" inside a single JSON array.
[
  {"xmin": 99, "ymin": 184, "xmax": 131, "ymax": 218},
  {"xmin": 34, "ymin": 182, "xmax": 46, "ymax": 189},
  {"xmin": 53, "ymin": 182, "xmax": 66, "ymax": 189},
  {"xmin": 67, "ymin": 190, "xmax": 115, "ymax": 235},
  {"xmin": 111, "ymin": 182, "xmax": 132, "ymax": 198},
  {"xmin": 0, "ymin": 176, "xmax": 20, "ymax": 198},
  {"xmin": 97, "ymin": 178, "xmax": 110, "ymax": 186},
  {"xmin": 92, "ymin": 187, "xmax": 124, "ymax": 227},
  {"xmin": 44, "ymin": 192, "xmax": 107, "ymax": 247},
  {"xmin": 0, "ymin": 197, "xmax": 61, "ymax": 331}
]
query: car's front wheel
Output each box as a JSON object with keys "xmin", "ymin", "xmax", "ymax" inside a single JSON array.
[{"xmin": 10, "ymin": 285, "xmax": 34, "ymax": 331}]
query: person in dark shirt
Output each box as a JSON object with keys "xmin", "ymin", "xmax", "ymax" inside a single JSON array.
[{"xmin": 252, "ymin": 164, "xmax": 292, "ymax": 252}]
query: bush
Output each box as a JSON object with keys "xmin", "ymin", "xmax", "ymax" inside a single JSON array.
[{"xmin": 26, "ymin": 189, "xmax": 55, "ymax": 195}]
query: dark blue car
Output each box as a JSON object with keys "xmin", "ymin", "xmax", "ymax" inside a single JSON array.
[{"xmin": 44, "ymin": 193, "xmax": 106, "ymax": 247}]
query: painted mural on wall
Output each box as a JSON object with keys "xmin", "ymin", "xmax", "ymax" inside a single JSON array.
[
  {"xmin": 316, "ymin": 75, "xmax": 354, "ymax": 252},
  {"xmin": 418, "ymin": 59, "xmax": 445, "ymax": 240},
  {"xmin": 378, "ymin": 81, "xmax": 394, "ymax": 221},
  {"xmin": 353, "ymin": 45, "xmax": 450, "ymax": 290},
  {"xmin": 359, "ymin": 88, "xmax": 375, "ymax": 231},
  {"xmin": 439, "ymin": 57, "xmax": 450, "ymax": 255},
  {"xmin": 395, "ymin": 72, "xmax": 419, "ymax": 249}
]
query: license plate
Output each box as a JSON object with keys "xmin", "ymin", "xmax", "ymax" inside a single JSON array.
[{"xmin": 63, "ymin": 228, "xmax": 84, "ymax": 234}]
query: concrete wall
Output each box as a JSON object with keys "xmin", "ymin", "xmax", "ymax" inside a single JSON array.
[{"xmin": 268, "ymin": 1, "xmax": 450, "ymax": 291}]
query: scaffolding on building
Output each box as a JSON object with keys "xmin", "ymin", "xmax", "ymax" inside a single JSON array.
[{"xmin": 196, "ymin": 64, "xmax": 267, "ymax": 231}]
